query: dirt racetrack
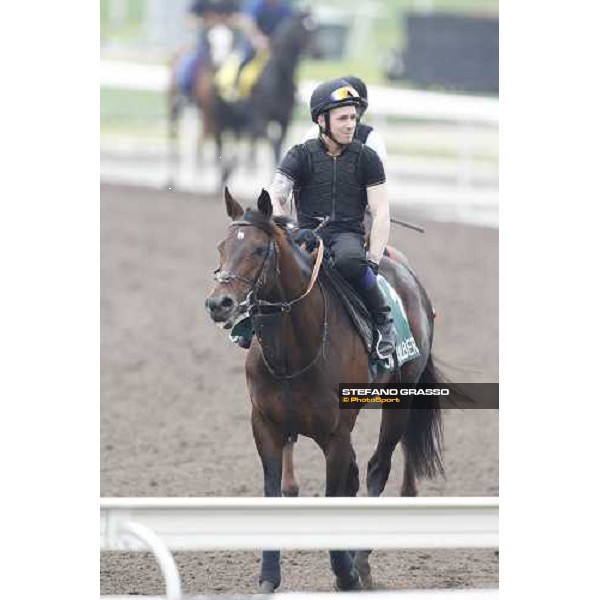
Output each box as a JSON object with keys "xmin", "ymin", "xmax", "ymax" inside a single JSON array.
[{"xmin": 100, "ymin": 183, "xmax": 498, "ymax": 594}]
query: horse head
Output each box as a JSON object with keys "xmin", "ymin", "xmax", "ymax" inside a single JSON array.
[
  {"xmin": 206, "ymin": 187, "xmax": 291, "ymax": 328},
  {"xmin": 271, "ymin": 10, "xmax": 315, "ymax": 58}
]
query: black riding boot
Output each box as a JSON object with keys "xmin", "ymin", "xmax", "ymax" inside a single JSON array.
[{"xmin": 361, "ymin": 283, "xmax": 397, "ymax": 360}]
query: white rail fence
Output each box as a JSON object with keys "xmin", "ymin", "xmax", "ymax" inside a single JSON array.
[
  {"xmin": 101, "ymin": 497, "xmax": 499, "ymax": 600},
  {"xmin": 100, "ymin": 60, "xmax": 498, "ymax": 227},
  {"xmin": 99, "ymin": 60, "xmax": 498, "ymax": 126}
]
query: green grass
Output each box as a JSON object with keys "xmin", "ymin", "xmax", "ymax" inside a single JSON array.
[
  {"xmin": 299, "ymin": 59, "xmax": 386, "ymax": 86},
  {"xmin": 100, "ymin": 87, "xmax": 497, "ymax": 162},
  {"xmin": 101, "ymin": 87, "xmax": 167, "ymax": 138},
  {"xmin": 100, "ymin": 1, "xmax": 498, "ymax": 141}
]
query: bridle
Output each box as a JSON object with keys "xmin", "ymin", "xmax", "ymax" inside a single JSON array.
[
  {"xmin": 214, "ymin": 219, "xmax": 325, "ymax": 313},
  {"xmin": 213, "ymin": 222, "xmax": 276, "ymax": 311},
  {"xmin": 213, "ymin": 219, "xmax": 328, "ymax": 379}
]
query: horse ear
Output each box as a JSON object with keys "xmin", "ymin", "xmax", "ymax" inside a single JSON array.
[
  {"xmin": 224, "ymin": 187, "xmax": 244, "ymax": 221},
  {"xmin": 257, "ymin": 188, "xmax": 273, "ymax": 219}
]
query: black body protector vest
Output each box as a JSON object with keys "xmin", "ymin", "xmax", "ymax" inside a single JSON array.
[
  {"xmin": 355, "ymin": 123, "xmax": 373, "ymax": 144},
  {"xmin": 295, "ymin": 139, "xmax": 368, "ymax": 233}
]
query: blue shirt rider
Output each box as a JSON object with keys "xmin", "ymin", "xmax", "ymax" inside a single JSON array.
[{"xmin": 238, "ymin": 0, "xmax": 293, "ymax": 70}]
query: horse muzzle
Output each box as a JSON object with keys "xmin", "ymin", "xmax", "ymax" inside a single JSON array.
[{"xmin": 205, "ymin": 293, "xmax": 237, "ymax": 328}]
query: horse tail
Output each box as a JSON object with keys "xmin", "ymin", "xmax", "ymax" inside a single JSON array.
[{"xmin": 403, "ymin": 355, "xmax": 445, "ymax": 479}]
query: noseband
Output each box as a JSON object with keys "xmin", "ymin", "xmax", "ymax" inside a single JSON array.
[{"xmin": 213, "ymin": 220, "xmax": 276, "ymax": 311}]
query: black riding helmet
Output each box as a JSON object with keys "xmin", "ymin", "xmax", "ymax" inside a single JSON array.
[
  {"xmin": 309, "ymin": 78, "xmax": 361, "ymax": 144},
  {"xmin": 214, "ymin": 0, "xmax": 239, "ymax": 14},
  {"xmin": 342, "ymin": 75, "xmax": 368, "ymax": 115},
  {"xmin": 190, "ymin": 0, "xmax": 237, "ymax": 16},
  {"xmin": 309, "ymin": 78, "xmax": 361, "ymax": 123}
]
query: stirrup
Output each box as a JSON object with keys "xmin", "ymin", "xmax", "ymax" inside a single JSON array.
[{"xmin": 373, "ymin": 321, "xmax": 396, "ymax": 361}]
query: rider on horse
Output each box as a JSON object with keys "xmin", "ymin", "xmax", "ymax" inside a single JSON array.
[
  {"xmin": 219, "ymin": 0, "xmax": 294, "ymax": 100},
  {"xmin": 237, "ymin": 0, "xmax": 294, "ymax": 58},
  {"xmin": 178, "ymin": 0, "xmax": 239, "ymax": 97},
  {"xmin": 303, "ymin": 75, "xmax": 388, "ymax": 168},
  {"xmin": 267, "ymin": 78, "xmax": 397, "ymax": 360}
]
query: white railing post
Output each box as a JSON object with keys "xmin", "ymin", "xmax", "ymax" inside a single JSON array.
[{"xmin": 119, "ymin": 520, "xmax": 182, "ymax": 600}]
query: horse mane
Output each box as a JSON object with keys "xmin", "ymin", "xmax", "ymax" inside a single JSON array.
[
  {"xmin": 242, "ymin": 209, "xmax": 313, "ymax": 277},
  {"xmin": 241, "ymin": 208, "xmax": 276, "ymax": 237}
]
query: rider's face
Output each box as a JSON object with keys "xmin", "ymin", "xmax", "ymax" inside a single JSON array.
[{"xmin": 320, "ymin": 106, "xmax": 357, "ymax": 145}]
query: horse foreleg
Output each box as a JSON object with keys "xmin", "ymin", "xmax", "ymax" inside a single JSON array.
[
  {"xmin": 251, "ymin": 407, "xmax": 283, "ymax": 593},
  {"xmin": 323, "ymin": 429, "xmax": 361, "ymax": 591},
  {"xmin": 281, "ymin": 442, "xmax": 299, "ymax": 497}
]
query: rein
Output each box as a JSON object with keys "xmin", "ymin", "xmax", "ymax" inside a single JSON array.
[{"xmin": 213, "ymin": 219, "xmax": 327, "ymax": 379}]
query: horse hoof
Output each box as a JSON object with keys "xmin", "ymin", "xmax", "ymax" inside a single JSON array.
[
  {"xmin": 359, "ymin": 573, "xmax": 374, "ymax": 589},
  {"xmin": 354, "ymin": 557, "xmax": 374, "ymax": 589},
  {"xmin": 282, "ymin": 486, "xmax": 299, "ymax": 497},
  {"xmin": 334, "ymin": 571, "xmax": 362, "ymax": 592},
  {"xmin": 259, "ymin": 580, "xmax": 276, "ymax": 594}
]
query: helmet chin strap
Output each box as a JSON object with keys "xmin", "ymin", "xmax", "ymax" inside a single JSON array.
[{"xmin": 319, "ymin": 112, "xmax": 346, "ymax": 148}]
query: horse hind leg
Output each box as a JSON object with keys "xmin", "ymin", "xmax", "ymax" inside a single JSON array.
[
  {"xmin": 167, "ymin": 88, "xmax": 183, "ymax": 189},
  {"xmin": 281, "ymin": 442, "xmax": 299, "ymax": 497},
  {"xmin": 356, "ymin": 409, "xmax": 411, "ymax": 590},
  {"xmin": 272, "ymin": 120, "xmax": 288, "ymax": 166},
  {"xmin": 400, "ymin": 439, "xmax": 419, "ymax": 496},
  {"xmin": 366, "ymin": 408, "xmax": 409, "ymax": 497}
]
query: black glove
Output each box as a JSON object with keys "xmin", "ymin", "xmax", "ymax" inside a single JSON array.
[
  {"xmin": 368, "ymin": 260, "xmax": 379, "ymax": 275},
  {"xmin": 293, "ymin": 228, "xmax": 319, "ymax": 252}
]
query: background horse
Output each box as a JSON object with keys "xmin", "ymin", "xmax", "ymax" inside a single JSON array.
[
  {"xmin": 167, "ymin": 22, "xmax": 236, "ymax": 187},
  {"xmin": 205, "ymin": 188, "xmax": 445, "ymax": 593},
  {"xmin": 212, "ymin": 12, "xmax": 314, "ymax": 187}
]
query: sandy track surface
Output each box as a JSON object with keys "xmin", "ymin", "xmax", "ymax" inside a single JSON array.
[
  {"xmin": 101, "ymin": 549, "xmax": 499, "ymax": 595},
  {"xmin": 100, "ymin": 183, "xmax": 498, "ymax": 594}
]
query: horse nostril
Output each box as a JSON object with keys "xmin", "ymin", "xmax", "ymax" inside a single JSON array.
[{"xmin": 221, "ymin": 296, "xmax": 234, "ymax": 309}]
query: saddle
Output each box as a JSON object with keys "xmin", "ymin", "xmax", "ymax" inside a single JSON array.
[
  {"xmin": 319, "ymin": 260, "xmax": 373, "ymax": 353},
  {"xmin": 230, "ymin": 246, "xmax": 421, "ymax": 372},
  {"xmin": 215, "ymin": 48, "xmax": 270, "ymax": 102}
]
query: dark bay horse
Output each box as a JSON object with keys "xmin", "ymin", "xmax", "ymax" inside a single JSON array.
[
  {"xmin": 212, "ymin": 12, "xmax": 313, "ymax": 187},
  {"xmin": 205, "ymin": 188, "xmax": 444, "ymax": 593}
]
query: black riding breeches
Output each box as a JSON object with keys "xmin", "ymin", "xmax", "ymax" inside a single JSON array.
[{"xmin": 323, "ymin": 231, "xmax": 368, "ymax": 287}]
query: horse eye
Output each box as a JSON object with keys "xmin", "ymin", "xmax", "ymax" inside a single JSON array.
[{"xmin": 255, "ymin": 246, "xmax": 266, "ymax": 257}]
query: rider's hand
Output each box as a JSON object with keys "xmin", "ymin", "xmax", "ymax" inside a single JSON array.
[
  {"xmin": 293, "ymin": 228, "xmax": 319, "ymax": 252},
  {"xmin": 254, "ymin": 33, "xmax": 269, "ymax": 52}
]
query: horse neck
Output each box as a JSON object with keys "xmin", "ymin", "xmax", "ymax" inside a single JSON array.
[
  {"xmin": 271, "ymin": 236, "xmax": 314, "ymax": 304},
  {"xmin": 269, "ymin": 237, "xmax": 324, "ymax": 356},
  {"xmin": 271, "ymin": 41, "xmax": 302, "ymax": 80}
]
